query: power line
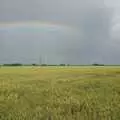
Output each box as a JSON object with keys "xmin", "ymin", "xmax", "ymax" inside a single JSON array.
[{"xmin": 39, "ymin": 55, "xmax": 42, "ymax": 66}]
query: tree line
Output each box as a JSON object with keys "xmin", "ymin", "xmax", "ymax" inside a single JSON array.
[{"xmin": 0, "ymin": 63, "xmax": 105, "ymax": 66}]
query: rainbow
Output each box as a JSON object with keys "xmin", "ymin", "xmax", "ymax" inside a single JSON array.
[{"xmin": 0, "ymin": 21, "xmax": 75, "ymax": 33}]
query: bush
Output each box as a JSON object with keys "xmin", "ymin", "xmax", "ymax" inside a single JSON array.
[
  {"xmin": 3, "ymin": 63, "xmax": 22, "ymax": 66},
  {"xmin": 41, "ymin": 64, "xmax": 47, "ymax": 66},
  {"xmin": 32, "ymin": 64, "xmax": 38, "ymax": 66},
  {"xmin": 59, "ymin": 64, "xmax": 66, "ymax": 66},
  {"xmin": 92, "ymin": 63, "xmax": 104, "ymax": 66}
]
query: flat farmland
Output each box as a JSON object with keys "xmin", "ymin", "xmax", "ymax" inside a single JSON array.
[{"xmin": 0, "ymin": 66, "xmax": 120, "ymax": 120}]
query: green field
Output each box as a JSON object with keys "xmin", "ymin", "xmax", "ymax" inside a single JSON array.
[{"xmin": 0, "ymin": 67, "xmax": 120, "ymax": 120}]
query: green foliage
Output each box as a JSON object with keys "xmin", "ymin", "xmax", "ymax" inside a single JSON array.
[
  {"xmin": 0, "ymin": 67, "xmax": 120, "ymax": 120},
  {"xmin": 3, "ymin": 63, "xmax": 22, "ymax": 66},
  {"xmin": 59, "ymin": 64, "xmax": 66, "ymax": 66}
]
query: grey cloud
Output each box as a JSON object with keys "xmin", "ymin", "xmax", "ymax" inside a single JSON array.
[
  {"xmin": 57, "ymin": 7, "xmax": 113, "ymax": 64},
  {"xmin": 0, "ymin": 0, "xmax": 120, "ymax": 64}
]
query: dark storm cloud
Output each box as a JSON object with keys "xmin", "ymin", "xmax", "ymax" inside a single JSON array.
[
  {"xmin": 56, "ymin": 6, "xmax": 113, "ymax": 64},
  {"xmin": 0, "ymin": 0, "xmax": 120, "ymax": 64}
]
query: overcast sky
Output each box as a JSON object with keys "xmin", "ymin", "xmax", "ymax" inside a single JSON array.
[{"xmin": 0, "ymin": 0, "xmax": 120, "ymax": 64}]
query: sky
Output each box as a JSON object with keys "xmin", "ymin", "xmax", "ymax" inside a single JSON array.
[{"xmin": 0, "ymin": 0, "xmax": 120, "ymax": 64}]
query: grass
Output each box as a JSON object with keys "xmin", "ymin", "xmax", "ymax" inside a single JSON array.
[{"xmin": 0, "ymin": 66, "xmax": 120, "ymax": 120}]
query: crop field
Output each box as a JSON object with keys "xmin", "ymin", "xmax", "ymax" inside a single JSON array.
[{"xmin": 0, "ymin": 66, "xmax": 120, "ymax": 120}]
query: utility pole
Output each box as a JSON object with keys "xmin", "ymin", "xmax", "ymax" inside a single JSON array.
[
  {"xmin": 39, "ymin": 55, "xmax": 42, "ymax": 66},
  {"xmin": 44, "ymin": 55, "xmax": 48, "ymax": 65}
]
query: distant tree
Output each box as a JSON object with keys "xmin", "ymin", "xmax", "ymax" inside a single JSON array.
[
  {"xmin": 41, "ymin": 64, "xmax": 47, "ymax": 66},
  {"xmin": 32, "ymin": 64, "xmax": 37, "ymax": 66},
  {"xmin": 92, "ymin": 63, "xmax": 104, "ymax": 66},
  {"xmin": 67, "ymin": 64, "xmax": 70, "ymax": 66},
  {"xmin": 47, "ymin": 64, "xmax": 57, "ymax": 66},
  {"xmin": 59, "ymin": 64, "xmax": 66, "ymax": 66},
  {"xmin": 12, "ymin": 63, "xmax": 22, "ymax": 66},
  {"xmin": 3, "ymin": 63, "xmax": 22, "ymax": 66}
]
